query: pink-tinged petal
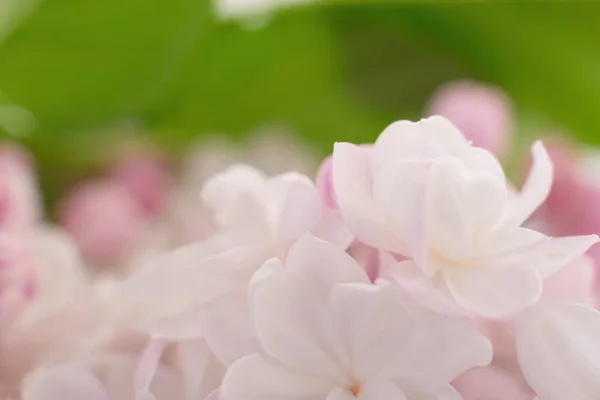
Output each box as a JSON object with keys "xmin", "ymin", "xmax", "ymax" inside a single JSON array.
[
  {"xmin": 204, "ymin": 389, "xmax": 220, "ymax": 400},
  {"xmin": 460, "ymin": 146, "xmax": 505, "ymax": 179},
  {"xmin": 201, "ymin": 293, "xmax": 259, "ymax": 367},
  {"xmin": 134, "ymin": 338, "xmax": 167, "ymax": 400},
  {"xmin": 316, "ymin": 155, "xmax": 337, "ymax": 208},
  {"xmin": 523, "ymin": 234, "xmax": 599, "ymax": 278},
  {"xmin": 542, "ymin": 255, "xmax": 594, "ymax": 304},
  {"xmin": 373, "ymin": 160, "xmax": 431, "ymax": 271},
  {"xmin": 404, "ymin": 384, "xmax": 462, "ymax": 400},
  {"xmin": 452, "ymin": 366, "xmax": 533, "ymax": 400},
  {"xmin": 175, "ymin": 340, "xmax": 212, "ymax": 400},
  {"xmin": 311, "ymin": 208, "xmax": 354, "ymax": 249},
  {"xmin": 285, "ymin": 233, "xmax": 370, "ymax": 291},
  {"xmin": 388, "ymin": 261, "xmax": 465, "ymax": 316},
  {"xmin": 516, "ymin": 302, "xmax": 600, "ymax": 400},
  {"xmin": 326, "ymin": 283, "xmax": 412, "ymax": 379},
  {"xmin": 265, "ymin": 172, "xmax": 322, "ymax": 243},
  {"xmin": 250, "ymin": 277, "xmax": 343, "ymax": 381},
  {"xmin": 373, "ymin": 117, "xmax": 466, "ymax": 171},
  {"xmin": 22, "ymin": 364, "xmax": 108, "ymax": 400},
  {"xmin": 201, "ymin": 164, "xmax": 270, "ymax": 244},
  {"xmin": 427, "ymin": 81, "xmax": 513, "ymax": 157},
  {"xmin": 332, "ymin": 142, "xmax": 405, "ymax": 254},
  {"xmin": 390, "ymin": 308, "xmax": 492, "ymax": 390},
  {"xmin": 502, "ymin": 141, "xmax": 553, "ymax": 227},
  {"xmin": 444, "ymin": 264, "xmax": 542, "ymax": 318},
  {"xmin": 425, "ymin": 157, "xmax": 475, "ymax": 262},
  {"xmin": 347, "ymin": 241, "xmax": 380, "ymax": 282},
  {"xmin": 357, "ymin": 379, "xmax": 407, "ymax": 400},
  {"xmin": 220, "ymin": 354, "xmax": 333, "ymax": 400},
  {"xmin": 326, "ymin": 387, "xmax": 356, "ymax": 400}
]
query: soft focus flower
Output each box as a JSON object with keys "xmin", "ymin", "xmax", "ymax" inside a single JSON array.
[
  {"xmin": 0, "ymin": 143, "xmax": 40, "ymax": 232},
  {"xmin": 110, "ymin": 154, "xmax": 172, "ymax": 217},
  {"xmin": 515, "ymin": 302, "xmax": 600, "ymax": 400},
  {"xmin": 221, "ymin": 234, "xmax": 492, "ymax": 400},
  {"xmin": 426, "ymin": 80, "xmax": 514, "ymax": 157},
  {"xmin": 333, "ymin": 116, "xmax": 598, "ymax": 318},
  {"xmin": 202, "ymin": 164, "xmax": 352, "ymax": 252},
  {"xmin": 58, "ymin": 179, "xmax": 145, "ymax": 266},
  {"xmin": 452, "ymin": 365, "xmax": 533, "ymax": 400}
]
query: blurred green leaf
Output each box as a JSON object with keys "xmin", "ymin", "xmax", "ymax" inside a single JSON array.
[{"xmin": 0, "ymin": 0, "xmax": 209, "ymax": 131}]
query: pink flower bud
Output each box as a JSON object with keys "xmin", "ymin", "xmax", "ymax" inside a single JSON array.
[
  {"xmin": 110, "ymin": 155, "xmax": 171, "ymax": 217},
  {"xmin": 0, "ymin": 143, "xmax": 41, "ymax": 232},
  {"xmin": 427, "ymin": 80, "xmax": 513, "ymax": 157},
  {"xmin": 58, "ymin": 179, "xmax": 145, "ymax": 265}
]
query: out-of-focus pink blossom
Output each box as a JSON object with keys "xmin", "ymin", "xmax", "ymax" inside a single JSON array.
[
  {"xmin": 58, "ymin": 179, "xmax": 145, "ymax": 265},
  {"xmin": 315, "ymin": 155, "xmax": 336, "ymax": 208},
  {"xmin": 0, "ymin": 143, "xmax": 41, "ymax": 232},
  {"xmin": 111, "ymin": 154, "xmax": 172, "ymax": 217},
  {"xmin": 427, "ymin": 80, "xmax": 514, "ymax": 157}
]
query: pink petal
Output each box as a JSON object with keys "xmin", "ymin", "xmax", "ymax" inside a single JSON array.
[
  {"xmin": 452, "ymin": 365, "xmax": 533, "ymax": 400},
  {"xmin": 22, "ymin": 364, "xmax": 108, "ymax": 400}
]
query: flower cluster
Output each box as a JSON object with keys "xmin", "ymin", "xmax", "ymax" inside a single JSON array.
[{"xmin": 1, "ymin": 84, "xmax": 600, "ymax": 400}]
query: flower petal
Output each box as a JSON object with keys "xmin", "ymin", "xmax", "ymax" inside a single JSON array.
[
  {"xmin": 220, "ymin": 354, "xmax": 333, "ymax": 400},
  {"xmin": 516, "ymin": 302, "xmax": 600, "ymax": 400},
  {"xmin": 390, "ymin": 308, "xmax": 492, "ymax": 390},
  {"xmin": 502, "ymin": 141, "xmax": 553, "ymax": 227},
  {"xmin": 388, "ymin": 261, "xmax": 465, "ymax": 316},
  {"xmin": 311, "ymin": 207, "xmax": 354, "ymax": 249},
  {"xmin": 265, "ymin": 172, "xmax": 322, "ymax": 243},
  {"xmin": 326, "ymin": 282, "xmax": 412, "ymax": 378},
  {"xmin": 452, "ymin": 365, "xmax": 533, "ymax": 400},
  {"xmin": 332, "ymin": 142, "xmax": 406, "ymax": 254},
  {"xmin": 357, "ymin": 379, "xmax": 407, "ymax": 400},
  {"xmin": 444, "ymin": 264, "xmax": 542, "ymax": 318},
  {"xmin": 22, "ymin": 364, "xmax": 108, "ymax": 400},
  {"xmin": 373, "ymin": 160, "xmax": 431, "ymax": 271}
]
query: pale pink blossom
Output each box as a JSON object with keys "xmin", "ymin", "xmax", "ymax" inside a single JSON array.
[
  {"xmin": 427, "ymin": 81, "xmax": 513, "ymax": 157},
  {"xmin": 58, "ymin": 179, "xmax": 145, "ymax": 265},
  {"xmin": 221, "ymin": 234, "xmax": 492, "ymax": 400},
  {"xmin": 452, "ymin": 365, "xmax": 533, "ymax": 400},
  {"xmin": 332, "ymin": 116, "xmax": 598, "ymax": 318}
]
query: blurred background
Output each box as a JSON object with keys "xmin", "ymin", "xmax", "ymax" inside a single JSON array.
[{"xmin": 2, "ymin": 0, "xmax": 600, "ymax": 266}]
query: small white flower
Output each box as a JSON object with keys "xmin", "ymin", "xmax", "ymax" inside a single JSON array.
[
  {"xmin": 332, "ymin": 116, "xmax": 598, "ymax": 318},
  {"xmin": 220, "ymin": 234, "xmax": 492, "ymax": 400}
]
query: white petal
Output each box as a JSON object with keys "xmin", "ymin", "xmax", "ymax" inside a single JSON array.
[
  {"xmin": 373, "ymin": 117, "xmax": 466, "ymax": 171},
  {"xmin": 134, "ymin": 338, "xmax": 167, "ymax": 400},
  {"xmin": 332, "ymin": 142, "xmax": 407, "ymax": 254},
  {"xmin": 22, "ymin": 364, "xmax": 108, "ymax": 400},
  {"xmin": 326, "ymin": 283, "xmax": 412, "ymax": 378},
  {"xmin": 459, "ymin": 146, "xmax": 505, "ymax": 180},
  {"xmin": 425, "ymin": 157, "xmax": 474, "ymax": 261},
  {"xmin": 373, "ymin": 159, "xmax": 431, "ymax": 270},
  {"xmin": 220, "ymin": 354, "xmax": 333, "ymax": 400},
  {"xmin": 265, "ymin": 172, "xmax": 322, "ymax": 243},
  {"xmin": 285, "ymin": 233, "xmax": 370, "ymax": 292},
  {"xmin": 175, "ymin": 340, "xmax": 212, "ymax": 400},
  {"xmin": 390, "ymin": 308, "xmax": 492, "ymax": 390},
  {"xmin": 541, "ymin": 255, "xmax": 594, "ymax": 304},
  {"xmin": 516, "ymin": 302, "xmax": 600, "ymax": 400},
  {"xmin": 444, "ymin": 264, "xmax": 542, "ymax": 318},
  {"xmin": 460, "ymin": 168, "xmax": 507, "ymax": 234},
  {"xmin": 388, "ymin": 261, "xmax": 466, "ymax": 316},
  {"xmin": 201, "ymin": 292, "xmax": 259, "ymax": 367},
  {"xmin": 311, "ymin": 207, "xmax": 354, "ymax": 249},
  {"xmin": 251, "ymin": 254, "xmax": 345, "ymax": 380},
  {"xmin": 357, "ymin": 379, "xmax": 407, "ymax": 400},
  {"xmin": 501, "ymin": 141, "xmax": 553, "ymax": 227}
]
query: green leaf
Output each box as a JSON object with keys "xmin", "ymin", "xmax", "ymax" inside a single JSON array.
[{"xmin": 0, "ymin": 0, "xmax": 210, "ymax": 131}]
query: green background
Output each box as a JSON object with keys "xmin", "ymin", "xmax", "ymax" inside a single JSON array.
[{"xmin": 1, "ymin": 0, "xmax": 599, "ymax": 205}]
